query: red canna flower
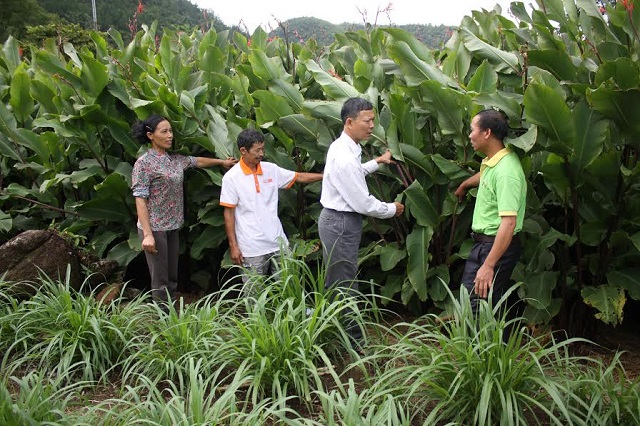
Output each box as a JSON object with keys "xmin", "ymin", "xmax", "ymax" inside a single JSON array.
[
  {"xmin": 137, "ymin": 0, "xmax": 144, "ymax": 15},
  {"xmin": 247, "ymin": 38, "xmax": 252, "ymax": 47},
  {"xmin": 18, "ymin": 47, "xmax": 23, "ymax": 58},
  {"xmin": 622, "ymin": 0, "xmax": 634, "ymax": 13}
]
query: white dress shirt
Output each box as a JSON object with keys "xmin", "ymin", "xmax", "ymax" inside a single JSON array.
[{"xmin": 320, "ymin": 132, "xmax": 396, "ymax": 219}]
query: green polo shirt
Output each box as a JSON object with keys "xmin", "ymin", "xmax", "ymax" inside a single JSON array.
[{"xmin": 472, "ymin": 148, "xmax": 526, "ymax": 236}]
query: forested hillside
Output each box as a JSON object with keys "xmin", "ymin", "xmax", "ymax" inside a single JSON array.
[
  {"xmin": 271, "ymin": 17, "xmax": 451, "ymax": 48},
  {"xmin": 1, "ymin": 0, "xmax": 450, "ymax": 48},
  {"xmin": 37, "ymin": 0, "xmax": 226, "ymax": 34}
]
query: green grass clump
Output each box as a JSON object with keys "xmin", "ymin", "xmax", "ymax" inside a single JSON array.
[
  {"xmin": 1, "ymin": 270, "xmax": 131, "ymax": 383},
  {"xmin": 361, "ymin": 286, "xmax": 631, "ymax": 425},
  {"xmin": 0, "ymin": 370, "xmax": 86, "ymax": 425}
]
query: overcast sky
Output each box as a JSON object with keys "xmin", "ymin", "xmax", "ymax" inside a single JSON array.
[{"xmin": 190, "ymin": 0, "xmax": 516, "ymax": 32}]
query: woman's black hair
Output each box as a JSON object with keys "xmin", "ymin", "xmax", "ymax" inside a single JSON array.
[{"xmin": 131, "ymin": 114, "xmax": 168, "ymax": 144}]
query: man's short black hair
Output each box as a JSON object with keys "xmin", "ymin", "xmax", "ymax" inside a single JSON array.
[
  {"xmin": 341, "ymin": 97, "xmax": 374, "ymax": 124},
  {"xmin": 475, "ymin": 109, "xmax": 509, "ymax": 141},
  {"xmin": 237, "ymin": 128, "xmax": 264, "ymax": 150}
]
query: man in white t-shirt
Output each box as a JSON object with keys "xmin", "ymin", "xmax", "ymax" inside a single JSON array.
[{"xmin": 220, "ymin": 129, "xmax": 322, "ymax": 296}]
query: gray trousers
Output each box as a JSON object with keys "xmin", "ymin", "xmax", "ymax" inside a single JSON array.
[
  {"xmin": 318, "ymin": 208, "xmax": 363, "ymax": 341},
  {"xmin": 138, "ymin": 228, "xmax": 179, "ymax": 304},
  {"xmin": 241, "ymin": 251, "xmax": 280, "ymax": 299}
]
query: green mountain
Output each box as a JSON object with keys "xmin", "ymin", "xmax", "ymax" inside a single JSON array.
[
  {"xmin": 2, "ymin": 0, "xmax": 450, "ymax": 49},
  {"xmin": 36, "ymin": 0, "xmax": 227, "ymax": 34},
  {"xmin": 271, "ymin": 17, "xmax": 452, "ymax": 49}
]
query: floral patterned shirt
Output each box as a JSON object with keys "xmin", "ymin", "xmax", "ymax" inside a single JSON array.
[{"xmin": 131, "ymin": 149, "xmax": 197, "ymax": 231}]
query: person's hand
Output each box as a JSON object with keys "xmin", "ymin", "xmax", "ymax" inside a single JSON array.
[
  {"xmin": 474, "ymin": 263, "xmax": 494, "ymax": 299},
  {"xmin": 230, "ymin": 245, "xmax": 243, "ymax": 265},
  {"xmin": 141, "ymin": 234, "xmax": 157, "ymax": 254},
  {"xmin": 393, "ymin": 202, "xmax": 405, "ymax": 217},
  {"xmin": 454, "ymin": 182, "xmax": 467, "ymax": 200},
  {"xmin": 376, "ymin": 150, "xmax": 395, "ymax": 165},
  {"xmin": 223, "ymin": 157, "xmax": 238, "ymax": 169}
]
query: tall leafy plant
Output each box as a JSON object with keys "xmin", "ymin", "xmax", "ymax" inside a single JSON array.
[{"xmin": 1, "ymin": 0, "xmax": 639, "ymax": 334}]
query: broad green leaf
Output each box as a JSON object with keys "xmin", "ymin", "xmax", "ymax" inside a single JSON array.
[
  {"xmin": 473, "ymin": 92, "xmax": 522, "ymax": 125},
  {"xmin": 382, "ymin": 28, "xmax": 436, "ymax": 64},
  {"xmin": 381, "ymin": 275, "xmax": 404, "ymax": 300},
  {"xmin": 527, "ymin": 49, "xmax": 577, "ymax": 81},
  {"xmin": 607, "ymin": 269, "xmax": 640, "ymax": 300},
  {"xmin": 404, "ymin": 180, "xmax": 439, "ymax": 228},
  {"xmin": 108, "ymin": 239, "xmax": 139, "ymax": 267},
  {"xmin": 9, "ymin": 63, "xmax": 34, "ymax": 124},
  {"xmin": 506, "ymin": 125, "xmax": 538, "ymax": 153},
  {"xmin": 0, "ymin": 210, "xmax": 12, "ymax": 233},
  {"xmin": 205, "ymin": 106, "xmax": 233, "ymax": 159},
  {"xmin": 80, "ymin": 54, "xmax": 110, "ymax": 97},
  {"xmin": 587, "ymin": 86, "xmax": 640, "ymax": 135},
  {"xmin": 431, "ymin": 154, "xmax": 472, "ymax": 181},
  {"xmin": 510, "ymin": 1, "xmax": 532, "ymax": 23},
  {"xmin": 387, "ymin": 93, "xmax": 421, "ymax": 153},
  {"xmin": 0, "ymin": 103, "xmax": 22, "ymax": 162},
  {"xmin": 406, "ymin": 225, "xmax": 433, "ymax": 301},
  {"xmin": 442, "ymin": 36, "xmax": 471, "ymax": 82},
  {"xmin": 524, "ymin": 82, "xmax": 575, "ymax": 149},
  {"xmin": 269, "ymin": 79, "xmax": 305, "ymax": 112},
  {"xmin": 253, "ymin": 90, "xmax": 295, "ymax": 124},
  {"xmin": 522, "ymin": 271, "xmax": 559, "ymax": 309},
  {"xmin": 108, "ymin": 121, "xmax": 140, "ymax": 158},
  {"xmin": 387, "ymin": 41, "xmax": 456, "ymax": 87},
  {"xmin": 76, "ymin": 174, "xmax": 131, "ymax": 222},
  {"xmin": 278, "ymin": 114, "xmax": 329, "ymax": 145},
  {"xmin": 379, "ymin": 243, "xmax": 407, "ymax": 271},
  {"xmin": 305, "ymin": 60, "xmax": 360, "ymax": 101},
  {"xmin": 303, "ymin": 100, "xmax": 342, "ymax": 128},
  {"xmin": 399, "ymin": 143, "xmax": 432, "ymax": 176},
  {"xmin": 427, "ymin": 266, "xmax": 450, "ymax": 302},
  {"xmin": 249, "ymin": 49, "xmax": 288, "ymax": 82},
  {"xmin": 76, "ymin": 197, "xmax": 130, "ymax": 222},
  {"xmin": 14, "ymin": 129, "xmax": 49, "ymax": 164},
  {"xmin": 33, "ymin": 50, "xmax": 83, "ymax": 88},
  {"xmin": 0, "ymin": 105, "xmax": 48, "ymax": 164},
  {"xmin": 571, "ymin": 101, "xmax": 606, "ymax": 173},
  {"xmin": 631, "ymin": 232, "xmax": 640, "ymax": 253},
  {"xmin": 2, "ymin": 36, "xmax": 21, "ymax": 74},
  {"xmin": 595, "ymin": 58, "xmax": 640, "ymax": 90},
  {"xmin": 460, "ymin": 27, "xmax": 520, "ymax": 74},
  {"xmin": 91, "ymin": 230, "xmax": 120, "ymax": 258},
  {"xmin": 191, "ymin": 226, "xmax": 227, "ymax": 260},
  {"xmin": 467, "ymin": 60, "xmax": 498, "ymax": 94},
  {"xmin": 420, "ymin": 80, "xmax": 467, "ymax": 137},
  {"xmin": 582, "ymin": 285, "xmax": 625, "ymax": 325}
]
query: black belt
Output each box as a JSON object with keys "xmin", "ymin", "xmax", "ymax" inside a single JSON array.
[
  {"xmin": 471, "ymin": 232, "xmax": 496, "ymax": 243},
  {"xmin": 323, "ymin": 208, "xmax": 360, "ymax": 216}
]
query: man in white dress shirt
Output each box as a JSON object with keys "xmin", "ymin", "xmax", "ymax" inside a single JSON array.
[{"xmin": 319, "ymin": 97, "xmax": 405, "ymax": 345}]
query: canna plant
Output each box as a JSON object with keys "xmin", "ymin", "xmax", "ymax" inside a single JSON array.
[{"xmin": 1, "ymin": 0, "xmax": 640, "ymax": 336}]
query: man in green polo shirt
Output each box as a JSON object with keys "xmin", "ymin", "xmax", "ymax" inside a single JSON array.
[{"xmin": 454, "ymin": 109, "xmax": 526, "ymax": 314}]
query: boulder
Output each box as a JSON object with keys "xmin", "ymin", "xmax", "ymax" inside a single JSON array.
[{"xmin": 0, "ymin": 229, "xmax": 83, "ymax": 294}]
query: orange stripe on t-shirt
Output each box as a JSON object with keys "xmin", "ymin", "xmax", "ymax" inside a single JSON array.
[{"xmin": 285, "ymin": 172, "xmax": 298, "ymax": 189}]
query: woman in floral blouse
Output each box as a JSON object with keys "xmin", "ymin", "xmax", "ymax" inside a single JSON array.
[{"xmin": 131, "ymin": 114, "xmax": 236, "ymax": 308}]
